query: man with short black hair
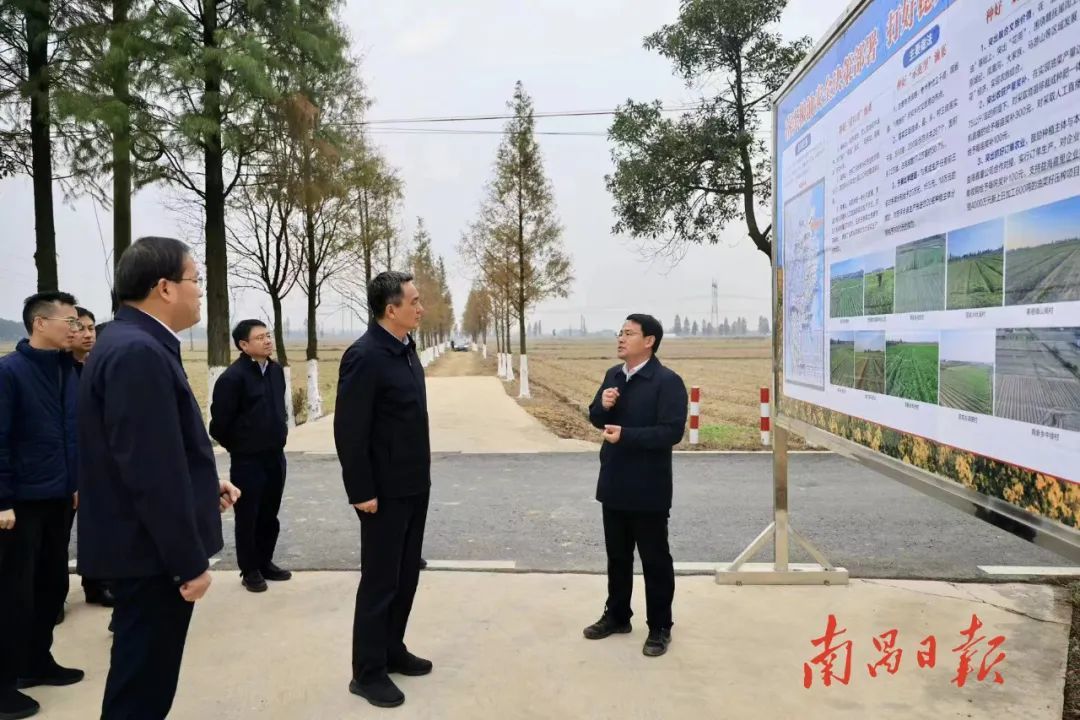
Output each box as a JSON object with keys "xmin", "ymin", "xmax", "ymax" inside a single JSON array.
[
  {"xmin": 335, "ymin": 270, "xmax": 432, "ymax": 709},
  {"xmin": 210, "ymin": 319, "xmax": 290, "ymax": 593},
  {"xmin": 71, "ymin": 307, "xmax": 96, "ymax": 370},
  {"xmin": 0, "ymin": 291, "xmax": 84, "ymax": 719},
  {"xmin": 77, "ymin": 236, "xmax": 240, "ymax": 719},
  {"xmin": 584, "ymin": 313, "xmax": 687, "ymax": 658}
]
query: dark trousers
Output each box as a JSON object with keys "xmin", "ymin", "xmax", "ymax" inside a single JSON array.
[
  {"xmin": 230, "ymin": 452, "xmax": 286, "ymax": 575},
  {"xmin": 602, "ymin": 505, "xmax": 675, "ymax": 631},
  {"xmin": 101, "ymin": 576, "xmax": 194, "ymax": 720},
  {"xmin": 67, "ymin": 505, "xmax": 109, "ymax": 597},
  {"xmin": 0, "ymin": 499, "xmax": 70, "ymax": 688},
  {"xmin": 352, "ymin": 492, "xmax": 429, "ymax": 683}
]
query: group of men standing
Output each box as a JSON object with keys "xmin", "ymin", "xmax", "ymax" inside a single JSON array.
[{"xmin": 0, "ymin": 235, "xmax": 690, "ymax": 718}]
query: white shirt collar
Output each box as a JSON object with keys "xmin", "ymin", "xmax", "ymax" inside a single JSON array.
[
  {"xmin": 623, "ymin": 358, "xmax": 649, "ymax": 379},
  {"xmin": 136, "ymin": 308, "xmax": 182, "ymax": 343}
]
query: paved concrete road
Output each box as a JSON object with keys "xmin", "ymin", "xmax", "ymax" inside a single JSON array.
[{"xmin": 199, "ymin": 451, "xmax": 1068, "ymax": 580}]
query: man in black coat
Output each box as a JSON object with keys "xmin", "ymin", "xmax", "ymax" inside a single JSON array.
[
  {"xmin": 77, "ymin": 236, "xmax": 240, "ymax": 719},
  {"xmin": 584, "ymin": 313, "xmax": 688, "ymax": 658},
  {"xmin": 209, "ymin": 319, "xmax": 291, "ymax": 592},
  {"xmin": 0, "ymin": 291, "xmax": 84, "ymax": 719},
  {"xmin": 335, "ymin": 271, "xmax": 432, "ymax": 709}
]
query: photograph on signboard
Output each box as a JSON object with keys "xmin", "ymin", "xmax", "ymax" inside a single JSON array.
[
  {"xmin": 854, "ymin": 331, "xmax": 885, "ymax": 393},
  {"xmin": 939, "ymin": 331, "xmax": 995, "ymax": 415},
  {"xmin": 994, "ymin": 327, "xmax": 1080, "ymax": 432},
  {"xmin": 885, "ymin": 331, "xmax": 939, "ymax": 404},
  {"xmin": 829, "ymin": 331, "xmax": 856, "ymax": 387},
  {"xmin": 946, "ymin": 219, "xmax": 1004, "ymax": 311},
  {"xmin": 829, "ymin": 258, "xmax": 864, "ymax": 318},
  {"xmin": 862, "ymin": 249, "xmax": 894, "ymax": 316},
  {"xmin": 1004, "ymin": 195, "xmax": 1080, "ymax": 306},
  {"xmin": 894, "ymin": 235, "xmax": 946, "ymax": 313}
]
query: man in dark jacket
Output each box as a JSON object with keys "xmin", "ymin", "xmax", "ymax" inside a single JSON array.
[
  {"xmin": 335, "ymin": 271, "xmax": 432, "ymax": 709},
  {"xmin": 0, "ymin": 291, "xmax": 84, "ymax": 719},
  {"xmin": 209, "ymin": 319, "xmax": 290, "ymax": 593},
  {"xmin": 584, "ymin": 313, "xmax": 688, "ymax": 658},
  {"xmin": 77, "ymin": 236, "xmax": 240, "ymax": 719}
]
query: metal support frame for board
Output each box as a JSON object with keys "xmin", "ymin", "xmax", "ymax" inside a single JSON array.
[{"xmin": 715, "ymin": 424, "xmax": 849, "ymax": 586}]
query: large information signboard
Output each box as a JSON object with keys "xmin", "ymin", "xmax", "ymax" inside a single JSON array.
[{"xmin": 774, "ymin": 0, "xmax": 1080, "ymax": 536}]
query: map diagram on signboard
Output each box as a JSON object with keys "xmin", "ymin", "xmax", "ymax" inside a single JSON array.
[{"xmin": 783, "ymin": 181, "xmax": 826, "ymax": 389}]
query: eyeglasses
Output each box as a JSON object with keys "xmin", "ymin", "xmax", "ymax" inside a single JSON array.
[
  {"xmin": 41, "ymin": 317, "xmax": 82, "ymax": 330},
  {"xmin": 615, "ymin": 331, "xmax": 642, "ymax": 338},
  {"xmin": 171, "ymin": 275, "xmax": 203, "ymax": 288}
]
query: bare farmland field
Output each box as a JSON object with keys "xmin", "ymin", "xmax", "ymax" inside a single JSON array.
[
  {"xmin": 496, "ymin": 337, "xmax": 792, "ymax": 450},
  {"xmin": 995, "ymin": 327, "xmax": 1080, "ymax": 431},
  {"xmin": 1003, "ymin": 239, "xmax": 1080, "ymax": 306}
]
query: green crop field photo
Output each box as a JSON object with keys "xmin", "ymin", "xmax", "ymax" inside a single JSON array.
[
  {"xmin": 854, "ymin": 332, "xmax": 885, "ymax": 393},
  {"xmin": 885, "ymin": 335, "xmax": 939, "ymax": 404},
  {"xmin": 1004, "ymin": 195, "xmax": 1080, "ymax": 306},
  {"xmin": 946, "ymin": 219, "xmax": 1004, "ymax": 310},
  {"xmin": 939, "ymin": 362, "xmax": 993, "ymax": 414},
  {"xmin": 894, "ymin": 235, "xmax": 946, "ymax": 313},
  {"xmin": 830, "ymin": 258, "xmax": 863, "ymax": 318},
  {"xmin": 862, "ymin": 249, "xmax": 895, "ymax": 316},
  {"xmin": 830, "ymin": 333, "xmax": 855, "ymax": 387}
]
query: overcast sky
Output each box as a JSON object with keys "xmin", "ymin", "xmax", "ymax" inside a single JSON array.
[{"xmin": 0, "ymin": 0, "xmax": 851, "ymax": 336}]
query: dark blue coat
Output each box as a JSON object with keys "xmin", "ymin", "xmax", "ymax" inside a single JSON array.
[
  {"xmin": 0, "ymin": 339, "xmax": 79, "ymax": 510},
  {"xmin": 589, "ymin": 356, "xmax": 688, "ymax": 512},
  {"xmin": 209, "ymin": 354, "xmax": 288, "ymax": 457},
  {"xmin": 334, "ymin": 323, "xmax": 430, "ymax": 504},
  {"xmin": 76, "ymin": 306, "xmax": 223, "ymax": 583}
]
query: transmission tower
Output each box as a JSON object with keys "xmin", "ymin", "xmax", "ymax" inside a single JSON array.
[{"xmin": 710, "ymin": 280, "xmax": 720, "ymax": 329}]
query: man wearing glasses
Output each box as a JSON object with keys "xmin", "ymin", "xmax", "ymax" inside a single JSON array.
[
  {"xmin": 0, "ymin": 291, "xmax": 85, "ymax": 719},
  {"xmin": 583, "ymin": 314, "xmax": 688, "ymax": 658}
]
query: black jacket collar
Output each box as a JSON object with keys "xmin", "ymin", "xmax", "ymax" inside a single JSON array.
[
  {"xmin": 369, "ymin": 321, "xmax": 414, "ymax": 356},
  {"xmin": 115, "ymin": 305, "xmax": 182, "ymax": 359},
  {"xmin": 626, "ymin": 355, "xmax": 660, "ymax": 380}
]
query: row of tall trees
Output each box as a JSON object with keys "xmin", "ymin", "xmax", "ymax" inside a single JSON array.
[
  {"xmin": 1, "ymin": 0, "xmax": 419, "ymax": 421},
  {"xmin": 458, "ymin": 81, "xmax": 572, "ymax": 397},
  {"xmin": 670, "ymin": 315, "xmax": 769, "ymax": 336}
]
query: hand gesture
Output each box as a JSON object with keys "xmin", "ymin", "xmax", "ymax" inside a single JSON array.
[
  {"xmin": 601, "ymin": 387, "xmax": 620, "ymax": 410},
  {"xmin": 602, "ymin": 425, "xmax": 622, "ymax": 444},
  {"xmin": 219, "ymin": 480, "xmax": 241, "ymax": 511},
  {"xmin": 0, "ymin": 509, "xmax": 14, "ymax": 531}
]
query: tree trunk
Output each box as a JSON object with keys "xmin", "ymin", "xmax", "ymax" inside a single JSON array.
[
  {"xmin": 26, "ymin": 0, "xmax": 56, "ymax": 291},
  {"xmin": 271, "ymin": 293, "xmax": 288, "ymax": 368},
  {"xmin": 305, "ymin": 204, "xmax": 317, "ymax": 362},
  {"xmin": 111, "ymin": 0, "xmax": 131, "ymax": 312},
  {"xmin": 203, "ymin": 0, "xmax": 229, "ymax": 380}
]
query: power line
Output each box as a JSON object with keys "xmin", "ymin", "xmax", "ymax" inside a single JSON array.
[{"xmin": 361, "ymin": 104, "xmax": 705, "ymax": 126}]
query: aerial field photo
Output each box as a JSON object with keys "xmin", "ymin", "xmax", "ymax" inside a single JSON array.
[
  {"xmin": 1004, "ymin": 194, "xmax": 1080, "ymax": 306},
  {"xmin": 946, "ymin": 219, "xmax": 1004, "ymax": 310},
  {"xmin": 830, "ymin": 331, "xmax": 856, "ymax": 387},
  {"xmin": 830, "ymin": 257, "xmax": 863, "ymax": 318},
  {"xmin": 885, "ymin": 331, "xmax": 940, "ymax": 404},
  {"xmin": 894, "ymin": 234, "xmax": 946, "ymax": 313},
  {"xmin": 995, "ymin": 327, "xmax": 1080, "ymax": 431},
  {"xmin": 854, "ymin": 331, "xmax": 886, "ymax": 393},
  {"xmin": 862, "ymin": 249, "xmax": 895, "ymax": 316},
  {"xmin": 939, "ymin": 330, "xmax": 995, "ymax": 415}
]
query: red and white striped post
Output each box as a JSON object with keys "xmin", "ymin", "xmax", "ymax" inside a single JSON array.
[
  {"xmin": 760, "ymin": 386, "xmax": 771, "ymax": 446},
  {"xmin": 689, "ymin": 386, "xmax": 701, "ymax": 445}
]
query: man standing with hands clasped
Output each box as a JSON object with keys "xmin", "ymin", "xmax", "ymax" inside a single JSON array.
[
  {"xmin": 77, "ymin": 236, "xmax": 240, "ymax": 719},
  {"xmin": 584, "ymin": 314, "xmax": 688, "ymax": 657},
  {"xmin": 335, "ymin": 271, "xmax": 432, "ymax": 709}
]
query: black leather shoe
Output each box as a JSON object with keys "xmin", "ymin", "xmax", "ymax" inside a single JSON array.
[
  {"xmin": 583, "ymin": 613, "xmax": 632, "ymax": 640},
  {"xmin": 261, "ymin": 563, "xmax": 292, "ymax": 582},
  {"xmin": 419, "ymin": 558, "xmax": 427, "ymax": 570},
  {"xmin": 388, "ymin": 651, "xmax": 433, "ymax": 676},
  {"xmin": 85, "ymin": 585, "xmax": 117, "ymax": 607},
  {"xmin": 349, "ymin": 675, "xmax": 405, "ymax": 708},
  {"xmin": 0, "ymin": 688, "xmax": 39, "ymax": 719},
  {"xmin": 17, "ymin": 661, "xmax": 85, "ymax": 689},
  {"xmin": 643, "ymin": 628, "xmax": 672, "ymax": 657},
  {"xmin": 242, "ymin": 570, "xmax": 268, "ymax": 593}
]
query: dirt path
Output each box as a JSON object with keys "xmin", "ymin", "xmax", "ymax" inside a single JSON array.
[{"xmin": 284, "ymin": 349, "xmax": 597, "ymax": 453}]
